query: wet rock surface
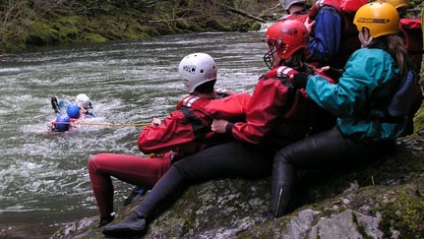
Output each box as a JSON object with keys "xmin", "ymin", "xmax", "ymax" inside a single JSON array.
[{"xmin": 52, "ymin": 137, "xmax": 424, "ymax": 239}]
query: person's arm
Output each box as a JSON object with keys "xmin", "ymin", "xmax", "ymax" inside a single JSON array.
[
  {"xmin": 309, "ymin": 6, "xmax": 343, "ymax": 62},
  {"xmin": 305, "ymin": 49, "xmax": 398, "ymax": 117},
  {"xmin": 203, "ymin": 92, "xmax": 251, "ymax": 119},
  {"xmin": 138, "ymin": 110, "xmax": 195, "ymax": 154},
  {"xmin": 227, "ymin": 78, "xmax": 290, "ymax": 144}
]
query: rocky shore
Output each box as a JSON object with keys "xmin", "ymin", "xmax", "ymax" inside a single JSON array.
[{"xmin": 52, "ymin": 136, "xmax": 424, "ymax": 239}]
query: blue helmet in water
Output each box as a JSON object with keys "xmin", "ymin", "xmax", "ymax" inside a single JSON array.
[
  {"xmin": 55, "ymin": 114, "xmax": 71, "ymax": 132},
  {"xmin": 66, "ymin": 104, "xmax": 80, "ymax": 119}
]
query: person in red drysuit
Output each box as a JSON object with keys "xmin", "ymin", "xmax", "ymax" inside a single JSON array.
[
  {"xmin": 101, "ymin": 20, "xmax": 336, "ymax": 238},
  {"xmin": 87, "ymin": 52, "xmax": 251, "ymax": 227}
]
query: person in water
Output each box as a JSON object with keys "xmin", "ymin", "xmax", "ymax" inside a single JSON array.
[
  {"xmin": 51, "ymin": 93, "xmax": 95, "ymax": 118},
  {"xmin": 101, "ymin": 20, "xmax": 335, "ymax": 238},
  {"xmin": 49, "ymin": 93, "xmax": 95, "ymax": 132},
  {"xmin": 88, "ymin": 52, "xmax": 251, "ymax": 227},
  {"xmin": 75, "ymin": 93, "xmax": 95, "ymax": 118},
  {"xmin": 48, "ymin": 103, "xmax": 84, "ymax": 132}
]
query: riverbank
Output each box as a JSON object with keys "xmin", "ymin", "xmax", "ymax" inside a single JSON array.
[
  {"xmin": 1, "ymin": 0, "xmax": 422, "ymax": 54},
  {"xmin": 0, "ymin": 0, "xmax": 281, "ymax": 54},
  {"xmin": 54, "ymin": 137, "xmax": 424, "ymax": 239}
]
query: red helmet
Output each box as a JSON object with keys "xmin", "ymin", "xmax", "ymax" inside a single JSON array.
[{"xmin": 263, "ymin": 20, "xmax": 309, "ymax": 69}]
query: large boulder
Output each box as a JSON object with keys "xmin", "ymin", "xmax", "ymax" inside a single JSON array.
[{"xmin": 53, "ymin": 138, "xmax": 424, "ymax": 239}]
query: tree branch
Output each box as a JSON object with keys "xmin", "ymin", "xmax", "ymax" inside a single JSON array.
[{"xmin": 209, "ymin": 0, "xmax": 266, "ymax": 23}]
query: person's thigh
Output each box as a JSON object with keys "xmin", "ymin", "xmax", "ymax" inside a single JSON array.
[
  {"xmin": 275, "ymin": 127, "xmax": 378, "ymax": 169},
  {"xmin": 173, "ymin": 141, "xmax": 273, "ymax": 181},
  {"xmin": 89, "ymin": 152, "xmax": 172, "ymax": 187}
]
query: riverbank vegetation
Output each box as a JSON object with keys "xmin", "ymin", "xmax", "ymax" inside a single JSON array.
[
  {"xmin": 1, "ymin": 0, "xmax": 422, "ymax": 54},
  {"xmin": 0, "ymin": 0, "xmax": 281, "ymax": 54}
]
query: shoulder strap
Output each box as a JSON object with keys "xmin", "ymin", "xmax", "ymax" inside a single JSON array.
[
  {"xmin": 177, "ymin": 94, "xmax": 206, "ymax": 109},
  {"xmin": 179, "ymin": 106, "xmax": 209, "ymax": 141},
  {"xmin": 382, "ymin": 70, "xmax": 423, "ymax": 135},
  {"xmin": 387, "ymin": 71, "xmax": 421, "ymax": 118}
]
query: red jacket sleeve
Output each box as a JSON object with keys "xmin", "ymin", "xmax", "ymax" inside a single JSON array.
[
  {"xmin": 139, "ymin": 92, "xmax": 251, "ymax": 154},
  {"xmin": 231, "ymin": 78, "xmax": 290, "ymax": 144},
  {"xmin": 138, "ymin": 110, "xmax": 196, "ymax": 154},
  {"xmin": 203, "ymin": 93, "xmax": 251, "ymax": 119}
]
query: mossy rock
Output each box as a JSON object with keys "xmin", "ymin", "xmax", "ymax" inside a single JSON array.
[
  {"xmin": 53, "ymin": 138, "xmax": 424, "ymax": 238},
  {"xmin": 204, "ymin": 19, "xmax": 233, "ymax": 32},
  {"xmin": 83, "ymin": 33, "xmax": 107, "ymax": 43}
]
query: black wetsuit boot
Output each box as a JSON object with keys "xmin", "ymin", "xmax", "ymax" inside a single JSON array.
[
  {"xmin": 102, "ymin": 212, "xmax": 147, "ymax": 237},
  {"xmin": 102, "ymin": 166, "xmax": 184, "ymax": 237},
  {"xmin": 267, "ymin": 158, "xmax": 296, "ymax": 220}
]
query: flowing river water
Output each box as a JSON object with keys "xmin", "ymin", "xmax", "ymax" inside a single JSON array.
[{"xmin": 0, "ymin": 30, "xmax": 269, "ymax": 238}]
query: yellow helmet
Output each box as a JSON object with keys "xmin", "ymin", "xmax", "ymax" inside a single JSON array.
[
  {"xmin": 374, "ymin": 0, "xmax": 408, "ymax": 9},
  {"xmin": 354, "ymin": 2, "xmax": 400, "ymax": 38}
]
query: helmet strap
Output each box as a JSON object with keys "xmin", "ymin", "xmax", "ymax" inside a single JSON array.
[{"xmin": 263, "ymin": 46, "xmax": 277, "ymax": 69}]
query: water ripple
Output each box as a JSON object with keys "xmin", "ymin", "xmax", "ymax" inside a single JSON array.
[{"xmin": 0, "ymin": 31, "xmax": 268, "ymax": 226}]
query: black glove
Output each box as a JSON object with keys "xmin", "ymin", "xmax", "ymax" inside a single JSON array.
[
  {"xmin": 292, "ymin": 72, "xmax": 311, "ymax": 88},
  {"xmin": 51, "ymin": 96, "xmax": 61, "ymax": 113},
  {"xmin": 325, "ymin": 67, "xmax": 343, "ymax": 83},
  {"xmin": 225, "ymin": 122, "xmax": 234, "ymax": 134}
]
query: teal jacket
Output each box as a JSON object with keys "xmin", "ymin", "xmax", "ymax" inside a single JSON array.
[{"xmin": 306, "ymin": 48, "xmax": 408, "ymax": 141}]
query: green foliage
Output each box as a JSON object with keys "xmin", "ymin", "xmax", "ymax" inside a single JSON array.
[
  {"xmin": 0, "ymin": 0, "xmax": 36, "ymax": 53},
  {"xmin": 73, "ymin": 0, "xmax": 161, "ymax": 16},
  {"xmin": 3, "ymin": 0, "xmax": 422, "ymax": 54},
  {"xmin": 27, "ymin": 20, "xmax": 59, "ymax": 45},
  {"xmin": 1, "ymin": 0, "xmax": 277, "ymax": 53},
  {"xmin": 56, "ymin": 17, "xmax": 83, "ymax": 42},
  {"xmin": 83, "ymin": 33, "xmax": 107, "ymax": 43}
]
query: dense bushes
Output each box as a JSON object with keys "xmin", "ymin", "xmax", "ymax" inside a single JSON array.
[
  {"xmin": 0, "ymin": 0, "xmax": 276, "ymax": 53},
  {"xmin": 1, "ymin": 0, "xmax": 422, "ymax": 54}
]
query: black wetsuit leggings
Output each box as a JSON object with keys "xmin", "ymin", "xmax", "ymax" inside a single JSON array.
[
  {"xmin": 133, "ymin": 141, "xmax": 275, "ymax": 218},
  {"xmin": 268, "ymin": 127, "xmax": 395, "ymax": 218}
]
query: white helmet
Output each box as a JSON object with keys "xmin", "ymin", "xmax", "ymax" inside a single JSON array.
[
  {"xmin": 178, "ymin": 53, "xmax": 217, "ymax": 93},
  {"xmin": 76, "ymin": 93, "xmax": 92, "ymax": 109},
  {"xmin": 279, "ymin": 0, "xmax": 306, "ymax": 10}
]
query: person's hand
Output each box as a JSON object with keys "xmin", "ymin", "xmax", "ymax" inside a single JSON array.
[
  {"xmin": 151, "ymin": 118, "xmax": 161, "ymax": 126},
  {"xmin": 292, "ymin": 72, "xmax": 312, "ymax": 88},
  {"xmin": 79, "ymin": 107, "xmax": 87, "ymax": 116},
  {"xmin": 304, "ymin": 18, "xmax": 315, "ymax": 34},
  {"xmin": 318, "ymin": 66, "xmax": 330, "ymax": 74},
  {"xmin": 319, "ymin": 66, "xmax": 343, "ymax": 83},
  {"xmin": 149, "ymin": 153, "xmax": 164, "ymax": 158},
  {"xmin": 211, "ymin": 119, "xmax": 228, "ymax": 133}
]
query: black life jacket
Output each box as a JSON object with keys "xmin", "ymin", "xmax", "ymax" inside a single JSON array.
[{"xmin": 386, "ymin": 70, "xmax": 423, "ymax": 136}]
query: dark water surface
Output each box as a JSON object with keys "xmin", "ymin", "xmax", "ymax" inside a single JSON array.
[{"xmin": 0, "ymin": 30, "xmax": 268, "ymax": 238}]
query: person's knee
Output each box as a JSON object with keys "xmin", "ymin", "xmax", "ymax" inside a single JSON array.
[
  {"xmin": 88, "ymin": 154, "xmax": 107, "ymax": 173},
  {"xmin": 171, "ymin": 160, "xmax": 195, "ymax": 182},
  {"xmin": 171, "ymin": 161, "xmax": 186, "ymax": 176},
  {"xmin": 274, "ymin": 149, "xmax": 291, "ymax": 165}
]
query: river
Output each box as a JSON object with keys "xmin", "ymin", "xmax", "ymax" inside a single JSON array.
[{"xmin": 0, "ymin": 30, "xmax": 268, "ymax": 238}]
